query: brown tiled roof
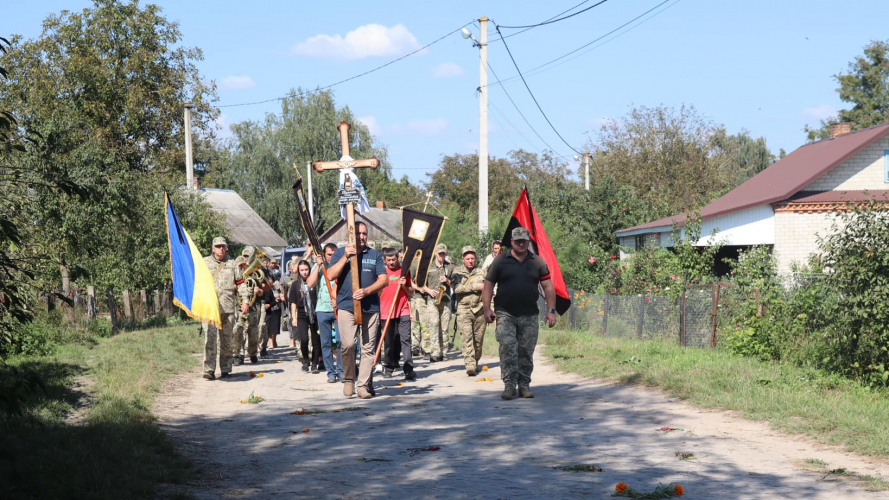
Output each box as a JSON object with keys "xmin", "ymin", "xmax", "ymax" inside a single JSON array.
[{"xmin": 616, "ymin": 122, "xmax": 889, "ymax": 235}]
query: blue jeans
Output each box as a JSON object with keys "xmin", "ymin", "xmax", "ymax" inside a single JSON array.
[{"xmin": 317, "ymin": 311, "xmax": 343, "ymax": 379}]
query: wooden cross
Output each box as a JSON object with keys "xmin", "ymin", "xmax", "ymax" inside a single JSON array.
[{"xmin": 313, "ymin": 121, "xmax": 380, "ymax": 324}]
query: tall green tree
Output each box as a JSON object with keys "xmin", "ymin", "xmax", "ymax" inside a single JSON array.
[
  {"xmin": 806, "ymin": 40, "xmax": 889, "ymax": 141},
  {"xmin": 0, "ymin": 0, "xmax": 225, "ymax": 291},
  {"xmin": 710, "ymin": 128, "xmax": 775, "ymax": 187},
  {"xmin": 209, "ymin": 89, "xmax": 423, "ymax": 245}
]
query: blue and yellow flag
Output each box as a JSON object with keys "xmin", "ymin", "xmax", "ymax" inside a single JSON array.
[{"xmin": 165, "ymin": 192, "xmax": 221, "ymax": 328}]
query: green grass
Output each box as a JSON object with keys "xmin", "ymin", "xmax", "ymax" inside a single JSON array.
[
  {"xmin": 0, "ymin": 321, "xmax": 203, "ymax": 500},
  {"xmin": 537, "ymin": 329, "xmax": 889, "ymax": 460}
]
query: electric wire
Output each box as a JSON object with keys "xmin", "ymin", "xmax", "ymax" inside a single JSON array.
[
  {"xmin": 217, "ymin": 21, "xmax": 474, "ymax": 108},
  {"xmin": 486, "ymin": 0, "xmax": 675, "ymax": 89},
  {"xmin": 487, "ymin": 0, "xmax": 593, "ymax": 43},
  {"xmin": 489, "ymin": 98, "xmax": 543, "ymax": 153},
  {"xmin": 494, "ymin": 23, "xmax": 581, "ymax": 155},
  {"xmin": 496, "ymin": 0, "xmax": 610, "ymax": 29}
]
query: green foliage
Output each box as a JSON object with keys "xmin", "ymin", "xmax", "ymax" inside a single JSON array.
[{"xmin": 806, "ymin": 40, "xmax": 889, "ymax": 140}]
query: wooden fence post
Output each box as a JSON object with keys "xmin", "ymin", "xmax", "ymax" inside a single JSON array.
[
  {"xmin": 163, "ymin": 288, "xmax": 172, "ymax": 316},
  {"xmin": 106, "ymin": 287, "xmax": 119, "ymax": 335},
  {"xmin": 710, "ymin": 283, "xmax": 721, "ymax": 348},
  {"xmin": 140, "ymin": 290, "xmax": 148, "ymax": 320},
  {"xmin": 122, "ymin": 290, "xmax": 133, "ymax": 321},
  {"xmin": 154, "ymin": 290, "xmax": 161, "ymax": 317},
  {"xmin": 87, "ymin": 286, "xmax": 97, "ymax": 320},
  {"xmin": 602, "ymin": 295, "xmax": 609, "ymax": 336}
]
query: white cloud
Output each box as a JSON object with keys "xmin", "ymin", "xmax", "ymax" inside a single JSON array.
[
  {"xmin": 802, "ymin": 104, "xmax": 839, "ymax": 122},
  {"xmin": 431, "ymin": 62, "xmax": 465, "ymax": 78},
  {"xmin": 357, "ymin": 115, "xmax": 381, "ymax": 136},
  {"xmin": 290, "ymin": 23, "xmax": 422, "ymax": 60},
  {"xmin": 408, "ymin": 118, "xmax": 448, "ymax": 136},
  {"xmin": 219, "ymin": 75, "xmax": 256, "ymax": 90}
]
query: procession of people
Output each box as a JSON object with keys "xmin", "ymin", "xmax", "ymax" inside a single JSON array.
[{"xmin": 200, "ymin": 224, "xmax": 558, "ymax": 401}]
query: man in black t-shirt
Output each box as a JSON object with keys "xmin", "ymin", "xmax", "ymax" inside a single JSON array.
[
  {"xmin": 483, "ymin": 227, "xmax": 557, "ymax": 400},
  {"xmin": 328, "ymin": 222, "xmax": 388, "ymax": 399}
]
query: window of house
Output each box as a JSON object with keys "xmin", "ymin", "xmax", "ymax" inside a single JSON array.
[{"xmin": 634, "ymin": 234, "xmax": 645, "ymax": 250}]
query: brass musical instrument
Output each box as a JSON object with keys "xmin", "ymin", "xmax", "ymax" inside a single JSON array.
[
  {"xmin": 243, "ymin": 246, "xmax": 268, "ymax": 306},
  {"xmin": 436, "ymin": 284, "xmax": 446, "ymax": 305}
]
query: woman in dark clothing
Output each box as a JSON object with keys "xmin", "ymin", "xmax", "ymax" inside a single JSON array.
[
  {"xmin": 263, "ymin": 283, "xmax": 285, "ymax": 349},
  {"xmin": 288, "ymin": 260, "xmax": 321, "ymax": 373}
]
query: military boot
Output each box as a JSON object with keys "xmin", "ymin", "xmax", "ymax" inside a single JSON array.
[
  {"xmin": 519, "ymin": 386, "xmax": 534, "ymax": 398},
  {"xmin": 501, "ymin": 384, "xmax": 517, "ymax": 400}
]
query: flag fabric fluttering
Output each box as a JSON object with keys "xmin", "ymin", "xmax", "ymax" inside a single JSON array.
[
  {"xmin": 165, "ymin": 192, "xmax": 221, "ymax": 327},
  {"xmin": 400, "ymin": 208, "xmax": 446, "ymax": 283},
  {"xmin": 501, "ymin": 188, "xmax": 572, "ymax": 315},
  {"xmin": 338, "ymin": 168, "xmax": 371, "ymax": 219}
]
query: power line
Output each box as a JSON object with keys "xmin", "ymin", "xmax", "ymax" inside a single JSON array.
[
  {"xmin": 217, "ymin": 21, "xmax": 474, "ymax": 108},
  {"xmin": 487, "ymin": 0, "xmax": 593, "ymax": 43},
  {"xmin": 496, "ymin": 0, "xmax": 610, "ymax": 30},
  {"xmin": 486, "ymin": 62, "xmax": 565, "ymax": 156},
  {"xmin": 486, "ymin": 0, "xmax": 675, "ymax": 89},
  {"xmin": 489, "ymin": 98, "xmax": 543, "ymax": 153},
  {"xmin": 494, "ymin": 24, "xmax": 581, "ymax": 155}
]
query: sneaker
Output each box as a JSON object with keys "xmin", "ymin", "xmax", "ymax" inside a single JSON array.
[
  {"xmin": 220, "ymin": 372, "xmax": 231, "ymax": 379},
  {"xmin": 343, "ymin": 381, "xmax": 354, "ymax": 397},
  {"xmin": 404, "ymin": 371, "xmax": 417, "ymax": 381},
  {"xmin": 466, "ymin": 368, "xmax": 476, "ymax": 376},
  {"xmin": 429, "ymin": 356, "xmax": 441, "ymax": 363},
  {"xmin": 501, "ymin": 385, "xmax": 517, "ymax": 400},
  {"xmin": 250, "ymin": 355, "xmax": 258, "ymax": 364},
  {"xmin": 301, "ymin": 361, "xmax": 310, "ymax": 373},
  {"xmin": 233, "ymin": 357, "xmax": 243, "ymax": 366},
  {"xmin": 374, "ymin": 364, "xmax": 383, "ymax": 374},
  {"xmin": 311, "ymin": 365, "xmax": 320, "ymax": 374},
  {"xmin": 327, "ymin": 374, "xmax": 337, "ymax": 383},
  {"xmin": 203, "ymin": 371, "xmax": 215, "ymax": 380},
  {"xmin": 357, "ymin": 388, "xmax": 373, "ymax": 399},
  {"xmin": 382, "ymin": 369, "xmax": 394, "ymax": 378},
  {"xmin": 519, "ymin": 386, "xmax": 534, "ymax": 399}
]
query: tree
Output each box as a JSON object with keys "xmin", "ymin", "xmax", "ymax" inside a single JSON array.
[
  {"xmin": 710, "ymin": 128, "xmax": 775, "ymax": 187},
  {"xmin": 209, "ymin": 89, "xmax": 422, "ymax": 244},
  {"xmin": 806, "ymin": 40, "xmax": 889, "ymax": 141},
  {"xmin": 0, "ymin": 0, "xmax": 225, "ymax": 292},
  {"xmin": 588, "ymin": 104, "xmax": 734, "ymax": 219}
]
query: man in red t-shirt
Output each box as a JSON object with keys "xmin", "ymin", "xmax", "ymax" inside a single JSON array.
[{"xmin": 379, "ymin": 247, "xmax": 416, "ymax": 380}]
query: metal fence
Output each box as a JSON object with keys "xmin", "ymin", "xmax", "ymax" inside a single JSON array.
[{"xmin": 539, "ymin": 283, "xmax": 758, "ymax": 349}]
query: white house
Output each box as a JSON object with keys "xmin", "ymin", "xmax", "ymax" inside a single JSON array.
[{"xmin": 615, "ymin": 122, "xmax": 889, "ymax": 273}]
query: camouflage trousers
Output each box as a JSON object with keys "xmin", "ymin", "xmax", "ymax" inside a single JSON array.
[
  {"xmin": 257, "ymin": 304, "xmax": 268, "ymax": 351},
  {"xmin": 425, "ymin": 297, "xmax": 451, "ymax": 358},
  {"xmin": 234, "ymin": 306, "xmax": 261, "ymax": 358},
  {"xmin": 494, "ymin": 311, "xmax": 539, "ymax": 387},
  {"xmin": 202, "ymin": 311, "xmax": 235, "ymax": 374},
  {"xmin": 457, "ymin": 307, "xmax": 486, "ymax": 371},
  {"xmin": 410, "ymin": 294, "xmax": 426, "ymax": 352}
]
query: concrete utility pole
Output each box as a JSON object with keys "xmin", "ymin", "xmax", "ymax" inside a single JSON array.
[
  {"xmin": 478, "ymin": 16, "xmax": 489, "ymax": 236},
  {"xmin": 184, "ymin": 103, "xmax": 194, "ymax": 190},
  {"xmin": 583, "ymin": 151, "xmax": 590, "ymax": 191}
]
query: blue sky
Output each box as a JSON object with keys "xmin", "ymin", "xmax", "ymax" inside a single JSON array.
[{"xmin": 7, "ymin": 0, "xmax": 889, "ymax": 185}]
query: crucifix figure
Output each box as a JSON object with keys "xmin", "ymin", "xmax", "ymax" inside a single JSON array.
[{"xmin": 314, "ymin": 121, "xmax": 379, "ymax": 324}]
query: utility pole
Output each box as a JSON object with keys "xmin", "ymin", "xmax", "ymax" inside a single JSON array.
[
  {"xmin": 184, "ymin": 103, "xmax": 194, "ymax": 190},
  {"xmin": 583, "ymin": 151, "xmax": 590, "ymax": 191},
  {"xmin": 478, "ymin": 16, "xmax": 489, "ymax": 236},
  {"xmin": 306, "ymin": 161, "xmax": 314, "ymax": 222}
]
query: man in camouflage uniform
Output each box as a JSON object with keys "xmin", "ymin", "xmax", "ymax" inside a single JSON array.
[
  {"xmin": 201, "ymin": 237, "xmax": 242, "ymax": 380},
  {"xmin": 409, "ymin": 291, "xmax": 427, "ymax": 355},
  {"xmin": 233, "ymin": 247, "xmax": 263, "ymax": 364},
  {"xmin": 483, "ymin": 227, "xmax": 558, "ymax": 400},
  {"xmin": 417, "ymin": 243, "xmax": 454, "ymax": 362},
  {"xmin": 453, "ymin": 245, "xmax": 487, "ymax": 376}
]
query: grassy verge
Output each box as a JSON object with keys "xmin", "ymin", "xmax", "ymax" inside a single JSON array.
[
  {"xmin": 0, "ymin": 321, "xmax": 203, "ymax": 500},
  {"xmin": 535, "ymin": 329, "xmax": 889, "ymax": 461}
]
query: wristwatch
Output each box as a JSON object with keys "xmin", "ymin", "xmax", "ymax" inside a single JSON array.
[{"xmin": 548, "ymin": 308, "xmax": 556, "ymax": 314}]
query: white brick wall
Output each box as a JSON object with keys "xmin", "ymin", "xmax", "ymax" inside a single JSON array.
[
  {"xmin": 773, "ymin": 212, "xmax": 842, "ymax": 273},
  {"xmin": 806, "ymin": 136, "xmax": 889, "ymax": 190}
]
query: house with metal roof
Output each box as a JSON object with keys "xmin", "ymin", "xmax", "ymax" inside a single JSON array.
[
  {"xmin": 200, "ymin": 188, "xmax": 288, "ymax": 257},
  {"xmin": 318, "ymin": 203, "xmax": 403, "ymax": 250},
  {"xmin": 615, "ymin": 122, "xmax": 889, "ymax": 273}
]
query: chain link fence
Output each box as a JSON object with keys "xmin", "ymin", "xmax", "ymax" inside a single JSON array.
[{"xmin": 539, "ymin": 283, "xmax": 758, "ymax": 349}]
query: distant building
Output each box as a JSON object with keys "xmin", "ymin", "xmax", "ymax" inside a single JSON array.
[
  {"xmin": 615, "ymin": 122, "xmax": 889, "ymax": 273},
  {"xmin": 318, "ymin": 202, "xmax": 402, "ymax": 250},
  {"xmin": 200, "ymin": 188, "xmax": 287, "ymax": 258}
]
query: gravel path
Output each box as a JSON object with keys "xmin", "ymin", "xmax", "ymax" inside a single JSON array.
[{"xmin": 156, "ymin": 331, "xmax": 889, "ymax": 499}]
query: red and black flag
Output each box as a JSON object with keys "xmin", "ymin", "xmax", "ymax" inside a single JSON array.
[
  {"xmin": 502, "ymin": 188, "xmax": 571, "ymax": 315},
  {"xmin": 400, "ymin": 208, "xmax": 446, "ymax": 283}
]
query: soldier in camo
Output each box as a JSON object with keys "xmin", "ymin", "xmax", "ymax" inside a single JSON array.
[
  {"xmin": 233, "ymin": 246, "xmax": 263, "ymax": 364},
  {"xmin": 483, "ymin": 227, "xmax": 558, "ymax": 400},
  {"xmin": 416, "ymin": 243, "xmax": 454, "ymax": 362},
  {"xmin": 409, "ymin": 292, "xmax": 427, "ymax": 355},
  {"xmin": 453, "ymin": 245, "xmax": 487, "ymax": 376},
  {"xmin": 201, "ymin": 237, "xmax": 242, "ymax": 380}
]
